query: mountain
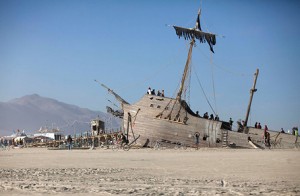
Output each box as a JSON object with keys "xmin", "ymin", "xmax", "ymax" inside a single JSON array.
[{"xmin": 0, "ymin": 94, "xmax": 121, "ymax": 136}]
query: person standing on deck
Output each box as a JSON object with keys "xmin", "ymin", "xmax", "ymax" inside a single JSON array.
[
  {"xmin": 257, "ymin": 123, "xmax": 262, "ymax": 129},
  {"xmin": 157, "ymin": 90, "xmax": 161, "ymax": 96},
  {"xmin": 263, "ymin": 125, "xmax": 269, "ymax": 145},
  {"xmin": 215, "ymin": 115, "xmax": 219, "ymax": 121},
  {"xmin": 229, "ymin": 118, "xmax": 233, "ymax": 131},
  {"xmin": 147, "ymin": 87, "xmax": 151, "ymax": 95}
]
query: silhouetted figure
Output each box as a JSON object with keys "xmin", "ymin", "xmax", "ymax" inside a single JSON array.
[
  {"xmin": 121, "ymin": 133, "xmax": 128, "ymax": 146},
  {"xmin": 67, "ymin": 135, "xmax": 72, "ymax": 150},
  {"xmin": 215, "ymin": 115, "xmax": 219, "ymax": 121},
  {"xmin": 257, "ymin": 123, "xmax": 262, "ymax": 129},
  {"xmin": 157, "ymin": 90, "xmax": 161, "ymax": 96},
  {"xmin": 229, "ymin": 118, "xmax": 233, "ymax": 131},
  {"xmin": 151, "ymin": 89, "xmax": 155, "ymax": 95},
  {"xmin": 264, "ymin": 125, "xmax": 268, "ymax": 136},
  {"xmin": 265, "ymin": 131, "xmax": 270, "ymax": 147}
]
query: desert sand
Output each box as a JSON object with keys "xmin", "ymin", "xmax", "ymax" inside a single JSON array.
[{"xmin": 0, "ymin": 147, "xmax": 299, "ymax": 195}]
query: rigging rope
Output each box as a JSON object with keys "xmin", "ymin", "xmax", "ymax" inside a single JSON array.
[
  {"xmin": 193, "ymin": 63, "xmax": 216, "ymax": 115},
  {"xmin": 195, "ymin": 46, "xmax": 252, "ymax": 77},
  {"xmin": 210, "ymin": 51, "xmax": 218, "ymax": 115},
  {"xmin": 187, "ymin": 62, "xmax": 191, "ymax": 106},
  {"xmin": 115, "ymin": 45, "xmax": 184, "ymax": 93}
]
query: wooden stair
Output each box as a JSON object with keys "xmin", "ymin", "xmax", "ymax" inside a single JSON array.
[{"xmin": 222, "ymin": 129, "xmax": 228, "ymax": 147}]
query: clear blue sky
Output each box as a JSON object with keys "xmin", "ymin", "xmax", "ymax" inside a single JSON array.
[{"xmin": 1, "ymin": 0, "xmax": 299, "ymax": 132}]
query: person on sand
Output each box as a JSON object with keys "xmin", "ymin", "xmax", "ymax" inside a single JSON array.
[
  {"xmin": 295, "ymin": 127, "xmax": 299, "ymax": 143},
  {"xmin": 121, "ymin": 133, "xmax": 128, "ymax": 146},
  {"xmin": 265, "ymin": 132, "xmax": 271, "ymax": 147},
  {"xmin": 67, "ymin": 135, "xmax": 73, "ymax": 150},
  {"xmin": 195, "ymin": 133, "xmax": 200, "ymax": 149},
  {"xmin": 263, "ymin": 125, "xmax": 270, "ymax": 147},
  {"xmin": 264, "ymin": 125, "xmax": 268, "ymax": 137}
]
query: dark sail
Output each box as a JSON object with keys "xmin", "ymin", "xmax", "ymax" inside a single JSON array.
[
  {"xmin": 173, "ymin": 26, "xmax": 216, "ymax": 53},
  {"xmin": 173, "ymin": 10, "xmax": 216, "ymax": 53}
]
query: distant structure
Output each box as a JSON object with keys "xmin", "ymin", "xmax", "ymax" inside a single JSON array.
[
  {"xmin": 91, "ymin": 119, "xmax": 105, "ymax": 136},
  {"xmin": 34, "ymin": 127, "xmax": 64, "ymax": 140}
]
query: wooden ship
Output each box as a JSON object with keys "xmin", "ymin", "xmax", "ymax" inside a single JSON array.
[{"xmin": 100, "ymin": 9, "xmax": 299, "ymax": 149}]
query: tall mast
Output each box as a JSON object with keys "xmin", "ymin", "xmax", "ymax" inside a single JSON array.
[
  {"xmin": 156, "ymin": 9, "xmax": 217, "ymax": 122},
  {"xmin": 176, "ymin": 39, "xmax": 195, "ymax": 100},
  {"xmin": 244, "ymin": 69, "xmax": 259, "ymax": 132},
  {"xmin": 173, "ymin": 9, "xmax": 216, "ymax": 101}
]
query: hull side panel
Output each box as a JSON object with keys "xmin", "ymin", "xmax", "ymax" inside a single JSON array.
[{"xmin": 123, "ymin": 95, "xmax": 224, "ymax": 147}]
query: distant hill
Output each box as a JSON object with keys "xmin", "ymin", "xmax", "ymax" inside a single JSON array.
[{"xmin": 0, "ymin": 94, "xmax": 121, "ymax": 136}]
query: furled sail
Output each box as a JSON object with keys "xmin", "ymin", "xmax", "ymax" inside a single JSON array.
[{"xmin": 173, "ymin": 10, "xmax": 216, "ymax": 53}]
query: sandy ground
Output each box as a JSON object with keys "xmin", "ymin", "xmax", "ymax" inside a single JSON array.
[{"xmin": 0, "ymin": 147, "xmax": 299, "ymax": 195}]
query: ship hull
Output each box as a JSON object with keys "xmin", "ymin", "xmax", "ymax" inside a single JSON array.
[
  {"xmin": 121, "ymin": 94, "xmax": 299, "ymax": 149},
  {"xmin": 122, "ymin": 94, "xmax": 229, "ymax": 148}
]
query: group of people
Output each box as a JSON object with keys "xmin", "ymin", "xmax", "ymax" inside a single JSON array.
[
  {"xmin": 254, "ymin": 122, "xmax": 262, "ymax": 129},
  {"xmin": 201, "ymin": 112, "xmax": 219, "ymax": 121},
  {"xmin": 280, "ymin": 127, "xmax": 299, "ymax": 136},
  {"xmin": 147, "ymin": 87, "xmax": 164, "ymax": 97}
]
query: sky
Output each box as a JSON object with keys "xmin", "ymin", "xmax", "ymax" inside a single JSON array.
[{"xmin": 0, "ymin": 0, "xmax": 300, "ymax": 132}]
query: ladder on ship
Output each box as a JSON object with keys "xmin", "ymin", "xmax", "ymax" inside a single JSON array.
[{"xmin": 222, "ymin": 129, "xmax": 228, "ymax": 147}]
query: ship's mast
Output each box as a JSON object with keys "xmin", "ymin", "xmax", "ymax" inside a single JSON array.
[
  {"xmin": 176, "ymin": 39, "xmax": 195, "ymax": 101},
  {"xmin": 243, "ymin": 69, "xmax": 259, "ymax": 132},
  {"xmin": 173, "ymin": 9, "xmax": 216, "ymax": 101},
  {"xmin": 156, "ymin": 9, "xmax": 217, "ymax": 122}
]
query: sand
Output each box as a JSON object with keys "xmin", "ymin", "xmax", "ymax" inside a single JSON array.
[{"xmin": 0, "ymin": 147, "xmax": 299, "ymax": 195}]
